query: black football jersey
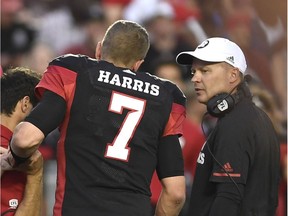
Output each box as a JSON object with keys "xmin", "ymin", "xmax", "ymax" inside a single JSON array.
[{"xmin": 35, "ymin": 54, "xmax": 186, "ymax": 216}]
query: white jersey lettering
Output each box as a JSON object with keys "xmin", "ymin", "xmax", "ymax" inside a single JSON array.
[{"xmin": 98, "ymin": 70, "xmax": 160, "ymax": 96}]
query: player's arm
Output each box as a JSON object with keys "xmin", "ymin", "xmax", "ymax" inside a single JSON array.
[
  {"xmin": 155, "ymin": 82, "xmax": 186, "ymax": 215},
  {"xmin": 10, "ymin": 122, "xmax": 44, "ymax": 160},
  {"xmin": 155, "ymin": 135, "xmax": 186, "ymax": 216},
  {"xmin": 14, "ymin": 150, "xmax": 44, "ymax": 216},
  {"xmin": 10, "ymin": 90, "xmax": 66, "ymax": 162},
  {"xmin": 156, "ymin": 176, "xmax": 186, "ymax": 216}
]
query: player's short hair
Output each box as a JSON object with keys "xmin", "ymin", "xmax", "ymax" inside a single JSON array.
[
  {"xmin": 101, "ymin": 20, "xmax": 150, "ymax": 67},
  {"xmin": 1, "ymin": 67, "xmax": 42, "ymax": 116}
]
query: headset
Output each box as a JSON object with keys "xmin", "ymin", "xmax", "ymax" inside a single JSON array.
[{"xmin": 206, "ymin": 77, "xmax": 252, "ymax": 117}]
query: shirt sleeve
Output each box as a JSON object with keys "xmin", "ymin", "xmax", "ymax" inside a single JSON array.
[
  {"xmin": 209, "ymin": 123, "xmax": 249, "ymax": 184},
  {"xmin": 35, "ymin": 65, "xmax": 77, "ymax": 101},
  {"xmin": 208, "ymin": 183, "xmax": 244, "ymax": 216},
  {"xmin": 163, "ymin": 103, "xmax": 186, "ymax": 137}
]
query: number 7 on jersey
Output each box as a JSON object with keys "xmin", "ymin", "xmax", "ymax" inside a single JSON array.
[{"xmin": 105, "ymin": 91, "xmax": 146, "ymax": 161}]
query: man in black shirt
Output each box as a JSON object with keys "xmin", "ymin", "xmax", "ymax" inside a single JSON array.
[
  {"xmin": 7, "ymin": 20, "xmax": 186, "ymax": 216},
  {"xmin": 176, "ymin": 37, "xmax": 280, "ymax": 216}
]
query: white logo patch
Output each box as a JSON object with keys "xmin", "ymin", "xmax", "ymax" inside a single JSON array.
[
  {"xmin": 197, "ymin": 152, "xmax": 205, "ymax": 164},
  {"xmin": 9, "ymin": 199, "xmax": 18, "ymax": 209},
  {"xmin": 197, "ymin": 141, "xmax": 207, "ymax": 164},
  {"xmin": 197, "ymin": 40, "xmax": 209, "ymax": 49},
  {"xmin": 217, "ymin": 100, "xmax": 229, "ymax": 111}
]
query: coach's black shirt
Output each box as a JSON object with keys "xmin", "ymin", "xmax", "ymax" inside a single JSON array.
[{"xmin": 188, "ymin": 97, "xmax": 280, "ymax": 216}]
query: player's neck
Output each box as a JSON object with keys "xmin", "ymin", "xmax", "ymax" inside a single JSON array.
[
  {"xmin": 104, "ymin": 57, "xmax": 133, "ymax": 71},
  {"xmin": 0, "ymin": 114, "xmax": 20, "ymax": 132}
]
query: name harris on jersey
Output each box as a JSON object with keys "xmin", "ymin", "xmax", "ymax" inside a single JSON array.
[{"xmin": 97, "ymin": 70, "xmax": 160, "ymax": 96}]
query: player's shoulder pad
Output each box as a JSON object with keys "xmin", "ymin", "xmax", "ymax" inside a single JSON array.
[
  {"xmin": 153, "ymin": 75, "xmax": 186, "ymax": 107},
  {"xmin": 49, "ymin": 54, "xmax": 96, "ymax": 73}
]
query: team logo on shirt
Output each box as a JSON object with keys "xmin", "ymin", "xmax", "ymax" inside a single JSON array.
[
  {"xmin": 223, "ymin": 162, "xmax": 234, "ymax": 172},
  {"xmin": 213, "ymin": 162, "xmax": 241, "ymax": 177},
  {"xmin": 197, "ymin": 152, "xmax": 205, "ymax": 164},
  {"xmin": 9, "ymin": 199, "xmax": 18, "ymax": 209},
  {"xmin": 197, "ymin": 141, "xmax": 206, "ymax": 164}
]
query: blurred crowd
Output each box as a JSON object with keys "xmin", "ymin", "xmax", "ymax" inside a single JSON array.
[{"xmin": 1, "ymin": 0, "xmax": 287, "ymax": 215}]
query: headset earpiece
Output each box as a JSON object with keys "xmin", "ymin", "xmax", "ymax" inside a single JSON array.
[
  {"xmin": 207, "ymin": 93, "xmax": 236, "ymax": 117},
  {"xmin": 206, "ymin": 80, "xmax": 252, "ymax": 117}
]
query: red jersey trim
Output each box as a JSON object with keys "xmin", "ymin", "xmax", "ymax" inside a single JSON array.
[
  {"xmin": 36, "ymin": 65, "xmax": 77, "ymax": 100},
  {"xmin": 213, "ymin": 172, "xmax": 241, "ymax": 177},
  {"xmin": 163, "ymin": 103, "xmax": 186, "ymax": 137}
]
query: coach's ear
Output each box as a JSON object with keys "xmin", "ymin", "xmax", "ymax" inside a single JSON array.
[
  {"xmin": 132, "ymin": 59, "xmax": 144, "ymax": 72},
  {"xmin": 95, "ymin": 42, "xmax": 102, "ymax": 60}
]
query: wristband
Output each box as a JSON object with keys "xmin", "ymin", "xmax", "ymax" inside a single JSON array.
[{"xmin": 9, "ymin": 142, "xmax": 30, "ymax": 165}]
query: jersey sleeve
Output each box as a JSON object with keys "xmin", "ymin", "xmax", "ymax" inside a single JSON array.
[
  {"xmin": 163, "ymin": 103, "xmax": 186, "ymax": 137},
  {"xmin": 162, "ymin": 82, "xmax": 186, "ymax": 137},
  {"xmin": 35, "ymin": 56, "xmax": 78, "ymax": 100}
]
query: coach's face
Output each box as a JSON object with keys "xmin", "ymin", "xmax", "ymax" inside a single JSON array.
[{"xmin": 190, "ymin": 60, "xmax": 232, "ymax": 104}]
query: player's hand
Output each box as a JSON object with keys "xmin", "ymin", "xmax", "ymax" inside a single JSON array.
[
  {"xmin": 0, "ymin": 151, "xmax": 15, "ymax": 176},
  {"xmin": 15, "ymin": 150, "xmax": 43, "ymax": 175},
  {"xmin": 0, "ymin": 146, "xmax": 8, "ymax": 155}
]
